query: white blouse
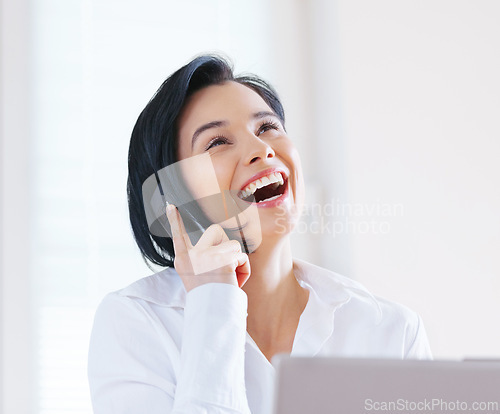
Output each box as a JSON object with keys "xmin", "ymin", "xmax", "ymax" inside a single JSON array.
[{"xmin": 88, "ymin": 258, "xmax": 432, "ymax": 414}]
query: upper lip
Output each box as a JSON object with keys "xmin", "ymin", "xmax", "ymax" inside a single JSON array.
[{"xmin": 238, "ymin": 167, "xmax": 288, "ymax": 193}]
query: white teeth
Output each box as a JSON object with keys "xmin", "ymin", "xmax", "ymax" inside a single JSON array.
[
  {"xmin": 240, "ymin": 172, "xmax": 285, "ymax": 199},
  {"xmin": 257, "ymin": 194, "xmax": 281, "ymax": 203},
  {"xmin": 260, "ymin": 176, "xmax": 271, "ymax": 186},
  {"xmin": 276, "ymin": 172, "xmax": 284, "ymax": 185}
]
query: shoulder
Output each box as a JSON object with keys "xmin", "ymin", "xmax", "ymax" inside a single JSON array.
[
  {"xmin": 295, "ymin": 258, "xmax": 416, "ymax": 321},
  {"xmin": 88, "ymin": 270, "xmax": 184, "ymax": 404},
  {"xmin": 90, "ymin": 267, "xmax": 186, "ymax": 345},
  {"xmin": 294, "ymin": 258, "xmax": 432, "ymax": 358},
  {"xmin": 106, "ymin": 266, "xmax": 186, "ymax": 308},
  {"xmin": 89, "ymin": 267, "xmax": 187, "ymax": 362}
]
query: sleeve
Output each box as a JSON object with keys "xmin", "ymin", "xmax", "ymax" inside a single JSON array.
[
  {"xmin": 88, "ymin": 283, "xmax": 251, "ymax": 414},
  {"xmin": 403, "ymin": 314, "xmax": 433, "ymax": 360}
]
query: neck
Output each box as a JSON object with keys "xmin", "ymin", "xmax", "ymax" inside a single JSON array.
[
  {"xmin": 243, "ymin": 236, "xmax": 294, "ymax": 295},
  {"xmin": 242, "ymin": 236, "xmax": 309, "ymax": 359}
]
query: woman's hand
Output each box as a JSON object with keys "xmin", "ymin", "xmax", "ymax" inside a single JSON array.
[{"xmin": 166, "ymin": 204, "xmax": 251, "ymax": 292}]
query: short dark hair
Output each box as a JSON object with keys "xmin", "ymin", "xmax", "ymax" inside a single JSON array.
[{"xmin": 127, "ymin": 54, "xmax": 286, "ymax": 270}]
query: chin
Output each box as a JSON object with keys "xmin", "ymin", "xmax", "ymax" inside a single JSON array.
[{"xmin": 261, "ymin": 213, "xmax": 297, "ymax": 240}]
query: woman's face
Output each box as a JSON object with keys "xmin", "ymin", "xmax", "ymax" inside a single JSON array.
[{"xmin": 176, "ymin": 81, "xmax": 304, "ymax": 242}]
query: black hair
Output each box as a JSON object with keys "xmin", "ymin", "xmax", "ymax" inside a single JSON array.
[{"xmin": 127, "ymin": 54, "xmax": 286, "ymax": 270}]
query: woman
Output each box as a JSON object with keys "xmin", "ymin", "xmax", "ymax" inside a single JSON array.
[{"xmin": 88, "ymin": 54, "xmax": 431, "ymax": 414}]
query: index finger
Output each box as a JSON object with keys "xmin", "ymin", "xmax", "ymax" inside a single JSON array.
[{"xmin": 166, "ymin": 203, "xmax": 193, "ymax": 254}]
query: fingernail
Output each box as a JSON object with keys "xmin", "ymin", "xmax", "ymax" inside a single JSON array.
[{"xmin": 166, "ymin": 202, "xmax": 176, "ymax": 213}]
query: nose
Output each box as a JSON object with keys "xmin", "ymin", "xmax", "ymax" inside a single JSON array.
[{"xmin": 244, "ymin": 134, "xmax": 275, "ymax": 165}]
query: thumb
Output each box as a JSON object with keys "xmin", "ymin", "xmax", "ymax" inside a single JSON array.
[{"xmin": 235, "ymin": 253, "xmax": 251, "ymax": 288}]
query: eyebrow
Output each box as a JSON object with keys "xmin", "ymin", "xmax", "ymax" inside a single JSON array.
[
  {"xmin": 253, "ymin": 110, "xmax": 279, "ymax": 121},
  {"xmin": 191, "ymin": 120, "xmax": 228, "ymax": 149},
  {"xmin": 190, "ymin": 111, "xmax": 281, "ymax": 149}
]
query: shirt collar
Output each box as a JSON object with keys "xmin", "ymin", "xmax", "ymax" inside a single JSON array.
[
  {"xmin": 291, "ymin": 259, "xmax": 383, "ymax": 355},
  {"xmin": 292, "ymin": 258, "xmax": 380, "ymax": 309},
  {"xmin": 117, "ymin": 266, "xmax": 186, "ymax": 308},
  {"xmin": 290, "ymin": 259, "xmax": 350, "ymax": 355},
  {"xmin": 118, "ymin": 258, "xmax": 381, "ymax": 318}
]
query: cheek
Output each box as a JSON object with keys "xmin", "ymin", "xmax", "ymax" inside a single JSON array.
[
  {"xmin": 282, "ymin": 143, "xmax": 304, "ymax": 189},
  {"xmin": 211, "ymin": 157, "xmax": 236, "ymax": 191},
  {"xmin": 178, "ymin": 153, "xmax": 221, "ymax": 200},
  {"xmin": 287, "ymin": 146, "xmax": 306, "ymax": 218},
  {"xmin": 293, "ymin": 151, "xmax": 305, "ymax": 198},
  {"xmin": 177, "ymin": 153, "xmax": 238, "ymax": 225}
]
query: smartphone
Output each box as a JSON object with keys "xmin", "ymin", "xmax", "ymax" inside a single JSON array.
[{"xmin": 142, "ymin": 162, "xmax": 258, "ymax": 254}]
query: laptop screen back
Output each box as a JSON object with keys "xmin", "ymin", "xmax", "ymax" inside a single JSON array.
[{"xmin": 272, "ymin": 356, "xmax": 500, "ymax": 414}]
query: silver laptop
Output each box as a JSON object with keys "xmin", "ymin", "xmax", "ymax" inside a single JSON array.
[{"xmin": 272, "ymin": 356, "xmax": 500, "ymax": 414}]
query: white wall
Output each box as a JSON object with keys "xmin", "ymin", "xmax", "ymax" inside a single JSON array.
[
  {"xmin": 0, "ymin": 0, "xmax": 36, "ymax": 413},
  {"xmin": 307, "ymin": 0, "xmax": 500, "ymax": 358}
]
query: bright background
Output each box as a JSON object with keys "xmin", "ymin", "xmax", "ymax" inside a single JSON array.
[{"xmin": 1, "ymin": 0, "xmax": 499, "ymax": 413}]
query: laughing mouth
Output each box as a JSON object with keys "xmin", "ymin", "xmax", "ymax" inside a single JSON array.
[{"xmin": 238, "ymin": 171, "xmax": 288, "ymax": 203}]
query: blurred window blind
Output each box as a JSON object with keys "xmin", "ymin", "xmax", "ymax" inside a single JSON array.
[{"xmin": 31, "ymin": 0, "xmax": 274, "ymax": 412}]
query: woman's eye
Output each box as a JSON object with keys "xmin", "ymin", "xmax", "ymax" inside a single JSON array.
[
  {"xmin": 257, "ymin": 121, "xmax": 280, "ymax": 136},
  {"xmin": 205, "ymin": 136, "xmax": 228, "ymax": 150}
]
